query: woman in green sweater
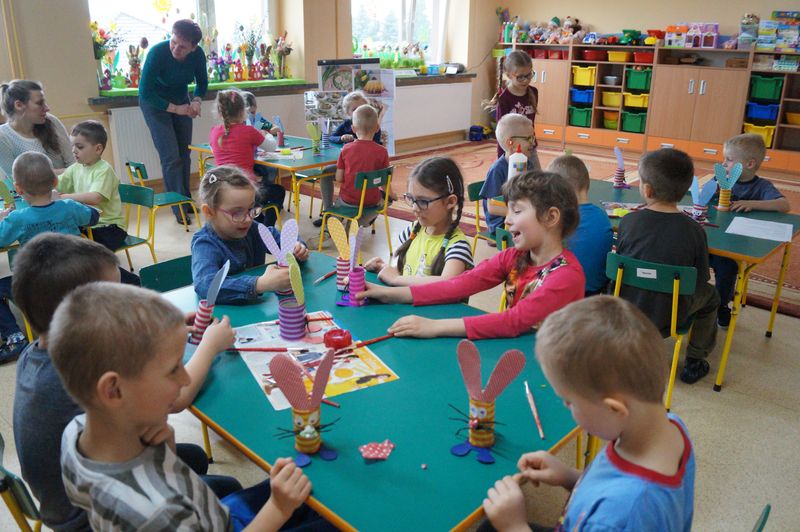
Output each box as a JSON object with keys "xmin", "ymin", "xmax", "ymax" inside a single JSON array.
[{"xmin": 139, "ymin": 19, "xmax": 208, "ymax": 223}]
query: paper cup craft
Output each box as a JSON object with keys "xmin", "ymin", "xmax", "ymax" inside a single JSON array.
[
  {"xmin": 270, "ymin": 349, "xmax": 338, "ymax": 467},
  {"xmin": 450, "ymin": 340, "xmax": 525, "ymax": 464},
  {"xmin": 306, "ymin": 122, "xmax": 322, "ymax": 156},
  {"xmin": 321, "ymin": 119, "xmax": 331, "ymax": 150},
  {"xmin": 338, "ymin": 227, "xmax": 368, "ymax": 307},
  {"xmin": 258, "ymin": 220, "xmax": 299, "ymax": 295},
  {"xmin": 335, "ymin": 257, "xmax": 350, "ymax": 291},
  {"xmin": 278, "ymin": 298, "xmax": 306, "ymax": 340},
  {"xmin": 273, "ymin": 115, "xmax": 286, "ymax": 147},
  {"xmin": 689, "ymin": 176, "xmax": 717, "ymax": 222},
  {"xmin": 714, "ymin": 162, "xmax": 743, "ymax": 212},
  {"xmin": 612, "ymin": 147, "xmax": 630, "ymax": 189},
  {"xmin": 189, "ymin": 260, "xmax": 230, "ymax": 345}
]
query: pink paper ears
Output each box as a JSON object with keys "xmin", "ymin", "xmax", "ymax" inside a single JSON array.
[
  {"xmin": 269, "ymin": 349, "xmax": 335, "ymax": 410},
  {"xmin": 456, "ymin": 340, "xmax": 526, "ymax": 402}
]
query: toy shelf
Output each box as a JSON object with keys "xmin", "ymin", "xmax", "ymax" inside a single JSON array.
[{"xmin": 572, "ymin": 60, "xmax": 654, "ymax": 66}]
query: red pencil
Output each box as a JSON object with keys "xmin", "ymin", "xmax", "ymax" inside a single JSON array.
[
  {"xmin": 229, "ymin": 347, "xmax": 309, "ymax": 353},
  {"xmin": 313, "ymin": 270, "xmax": 337, "ymax": 285}
]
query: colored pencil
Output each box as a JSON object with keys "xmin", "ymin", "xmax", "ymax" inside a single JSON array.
[
  {"xmin": 356, "ymin": 333, "xmax": 394, "ymax": 348},
  {"xmin": 229, "ymin": 347, "xmax": 309, "ymax": 353},
  {"xmin": 313, "ymin": 270, "xmax": 337, "ymax": 285},
  {"xmin": 524, "ymin": 380, "xmax": 545, "ymax": 440}
]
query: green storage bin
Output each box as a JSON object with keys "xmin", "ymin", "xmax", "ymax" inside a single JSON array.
[
  {"xmin": 625, "ymin": 68, "xmax": 652, "ymax": 91},
  {"xmin": 749, "ymin": 75, "xmax": 783, "ymax": 101},
  {"xmin": 568, "ymin": 106, "xmax": 593, "ymax": 127},
  {"xmin": 621, "ymin": 111, "xmax": 647, "ymax": 133}
]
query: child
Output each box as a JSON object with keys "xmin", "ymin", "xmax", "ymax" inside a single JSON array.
[
  {"xmin": 0, "ymin": 152, "xmax": 99, "ymax": 364},
  {"xmin": 242, "ymin": 91, "xmax": 280, "ymax": 134},
  {"xmin": 711, "ymin": 133, "xmax": 790, "ymax": 327},
  {"xmin": 482, "ymin": 296, "xmax": 695, "ymax": 531},
  {"xmin": 480, "ymin": 113, "xmax": 537, "ymax": 237},
  {"xmin": 191, "ymin": 165, "xmax": 309, "ymax": 305},
  {"xmin": 12, "ymin": 233, "xmax": 235, "ymax": 531},
  {"xmin": 616, "ymin": 149, "xmax": 719, "ymax": 384},
  {"xmin": 549, "ymin": 154, "xmax": 613, "ymax": 296},
  {"xmin": 210, "ymin": 89, "xmax": 284, "ymax": 227},
  {"xmin": 358, "ymin": 171, "xmax": 585, "ymax": 339},
  {"xmin": 364, "ymin": 156, "xmax": 473, "ymax": 285},
  {"xmin": 49, "ymin": 283, "xmax": 326, "ymax": 531},
  {"xmin": 484, "ymin": 50, "xmax": 541, "ymax": 163}
]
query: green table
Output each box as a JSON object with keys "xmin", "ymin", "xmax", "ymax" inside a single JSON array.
[
  {"xmin": 189, "ymin": 136, "xmax": 342, "ymax": 223},
  {"xmin": 588, "ymin": 180, "xmax": 800, "ymax": 391},
  {"xmin": 166, "ymin": 253, "xmax": 577, "ymax": 531}
]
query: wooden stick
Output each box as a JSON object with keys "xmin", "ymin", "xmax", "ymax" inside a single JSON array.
[{"xmin": 524, "ymin": 380, "xmax": 545, "ymax": 440}]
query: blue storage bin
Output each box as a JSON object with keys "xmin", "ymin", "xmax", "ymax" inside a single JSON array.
[
  {"xmin": 745, "ymin": 102, "xmax": 779, "ymax": 122},
  {"xmin": 570, "ymin": 88, "xmax": 594, "ymax": 105}
]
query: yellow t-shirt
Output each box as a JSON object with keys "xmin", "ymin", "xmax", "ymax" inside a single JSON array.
[
  {"xmin": 58, "ymin": 159, "xmax": 126, "ymax": 229},
  {"xmin": 399, "ymin": 224, "xmax": 474, "ymax": 276}
]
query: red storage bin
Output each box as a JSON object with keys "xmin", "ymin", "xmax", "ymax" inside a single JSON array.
[
  {"xmin": 547, "ymin": 49, "xmax": 564, "ymax": 59},
  {"xmin": 582, "ymin": 49, "xmax": 608, "ymax": 61},
  {"xmin": 533, "ymin": 49, "xmax": 547, "ymax": 59},
  {"xmin": 633, "ymin": 51, "xmax": 654, "ymax": 64}
]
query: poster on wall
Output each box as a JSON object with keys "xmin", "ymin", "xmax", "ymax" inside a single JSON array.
[{"xmin": 310, "ymin": 58, "xmax": 396, "ymax": 155}]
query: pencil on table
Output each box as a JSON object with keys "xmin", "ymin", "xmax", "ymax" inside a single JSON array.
[
  {"xmin": 313, "ymin": 270, "xmax": 336, "ymax": 285},
  {"xmin": 524, "ymin": 380, "xmax": 545, "ymax": 440}
]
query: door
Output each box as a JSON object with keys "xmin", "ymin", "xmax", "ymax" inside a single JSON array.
[
  {"xmin": 690, "ymin": 69, "xmax": 749, "ymax": 144},
  {"xmin": 532, "ymin": 59, "xmax": 569, "ymax": 126},
  {"xmin": 647, "ymin": 66, "xmax": 697, "ymax": 140}
]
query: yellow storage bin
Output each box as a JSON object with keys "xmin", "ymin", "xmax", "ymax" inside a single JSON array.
[
  {"xmin": 623, "ymin": 92, "xmax": 649, "ymax": 108},
  {"xmin": 743, "ymin": 123, "xmax": 776, "ymax": 148},
  {"xmin": 602, "ymin": 92, "xmax": 622, "ymax": 107},
  {"xmin": 572, "ymin": 66, "xmax": 597, "ymax": 87},
  {"xmin": 608, "ymin": 51, "xmax": 633, "ymax": 62}
]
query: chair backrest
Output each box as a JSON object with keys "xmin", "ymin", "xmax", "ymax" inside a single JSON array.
[
  {"xmin": 605, "ymin": 252, "xmax": 697, "ymax": 296},
  {"xmin": 494, "ymin": 228, "xmax": 514, "ymax": 250},
  {"xmin": 354, "ymin": 166, "xmax": 392, "ymax": 191},
  {"xmin": 751, "ymin": 504, "xmax": 771, "ymax": 532},
  {"xmin": 140, "ymin": 256, "xmax": 193, "ymax": 292},
  {"xmin": 466, "ymin": 180, "xmax": 485, "ymax": 203},
  {"xmin": 118, "ymin": 183, "xmax": 154, "ymax": 209},
  {"xmin": 0, "ymin": 432, "xmax": 41, "ymax": 522},
  {"xmin": 125, "ymin": 161, "xmax": 149, "ymax": 185}
]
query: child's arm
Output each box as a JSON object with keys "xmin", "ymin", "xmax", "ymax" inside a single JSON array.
[
  {"xmin": 730, "ymin": 197, "xmax": 790, "ymax": 213},
  {"xmin": 192, "ymin": 240, "xmax": 264, "ymax": 304},
  {"xmin": 482, "ymin": 476, "xmax": 531, "ymax": 532},
  {"xmin": 0, "ymin": 214, "xmax": 22, "ymax": 248},
  {"xmin": 171, "ymin": 317, "xmax": 235, "ymax": 412},
  {"xmin": 517, "ymin": 451, "xmax": 580, "ymax": 491},
  {"xmin": 335, "ymin": 168, "xmax": 344, "ymax": 184},
  {"xmin": 257, "ymin": 129, "xmax": 278, "ymax": 153},
  {"xmin": 58, "ymin": 191, "xmax": 103, "ymax": 206},
  {"xmin": 245, "ymin": 458, "xmax": 311, "ymax": 532},
  {"xmin": 378, "ymin": 252, "xmax": 471, "ymax": 286}
]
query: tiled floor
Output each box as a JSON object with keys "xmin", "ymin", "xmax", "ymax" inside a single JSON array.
[{"xmin": 1, "ymin": 193, "xmax": 798, "ymax": 530}]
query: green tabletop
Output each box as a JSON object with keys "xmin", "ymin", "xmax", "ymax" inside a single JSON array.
[
  {"xmin": 167, "ymin": 253, "xmax": 575, "ymax": 531},
  {"xmin": 588, "ymin": 181, "xmax": 800, "ymax": 263},
  {"xmin": 190, "ymin": 135, "xmax": 341, "ymax": 173}
]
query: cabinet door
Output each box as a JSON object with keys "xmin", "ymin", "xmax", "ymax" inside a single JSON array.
[
  {"xmin": 690, "ymin": 69, "xmax": 749, "ymax": 144},
  {"xmin": 533, "ymin": 60, "xmax": 570, "ymax": 126},
  {"xmin": 647, "ymin": 67, "xmax": 697, "ymax": 140}
]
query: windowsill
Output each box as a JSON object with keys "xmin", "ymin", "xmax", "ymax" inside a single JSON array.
[{"xmin": 395, "ymin": 72, "xmax": 476, "ymax": 86}]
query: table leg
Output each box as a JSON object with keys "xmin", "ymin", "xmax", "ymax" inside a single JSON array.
[
  {"xmin": 714, "ymin": 260, "xmax": 754, "ymax": 392},
  {"xmin": 766, "ymin": 242, "xmax": 791, "ymax": 338},
  {"xmin": 292, "ymin": 172, "xmax": 302, "ymax": 223}
]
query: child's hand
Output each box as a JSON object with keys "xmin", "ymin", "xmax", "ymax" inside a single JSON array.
[
  {"xmin": 730, "ymin": 200, "xmax": 754, "ymax": 212},
  {"xmin": 388, "ymin": 315, "xmax": 437, "ymax": 337},
  {"xmin": 292, "ymin": 242, "xmax": 310, "ymax": 262},
  {"xmin": 517, "ymin": 451, "xmax": 579, "ymax": 490},
  {"xmin": 257, "ymin": 264, "xmax": 291, "ymax": 294},
  {"xmin": 482, "ymin": 475, "xmax": 530, "ymax": 532},
  {"xmin": 341, "ymin": 134, "xmax": 354, "ymax": 143},
  {"xmin": 140, "ymin": 423, "xmax": 175, "ymax": 450},
  {"xmin": 363, "ymin": 256, "xmax": 385, "ymax": 273},
  {"xmin": 51, "ymin": 189, "xmax": 61, "ymax": 202},
  {"xmin": 377, "ymin": 265, "xmax": 400, "ymax": 285},
  {"xmin": 266, "ymin": 458, "xmax": 312, "ymax": 519},
  {"xmin": 200, "ymin": 316, "xmax": 235, "ymax": 352},
  {"xmin": 183, "ymin": 311, "xmax": 197, "ymax": 335},
  {"xmin": 355, "ymin": 282, "xmax": 411, "ymax": 304},
  {"xmin": 270, "ymin": 126, "xmax": 280, "ymax": 135}
]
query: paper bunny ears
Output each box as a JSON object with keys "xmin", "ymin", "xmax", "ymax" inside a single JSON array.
[
  {"xmin": 270, "ymin": 349, "xmax": 335, "ymax": 411},
  {"xmin": 327, "ymin": 218, "xmax": 365, "ymax": 271},
  {"xmin": 714, "ymin": 162, "xmax": 743, "ymax": 190},
  {"xmin": 690, "ymin": 176, "xmax": 717, "ymax": 207},
  {"xmin": 258, "ymin": 220, "xmax": 298, "ymax": 266},
  {"xmin": 456, "ymin": 340, "xmax": 525, "ymax": 402}
]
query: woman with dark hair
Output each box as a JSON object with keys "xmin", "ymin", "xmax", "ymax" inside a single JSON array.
[
  {"xmin": 139, "ymin": 18, "xmax": 208, "ymax": 223},
  {"xmin": 0, "ymin": 80, "xmax": 75, "ymax": 178}
]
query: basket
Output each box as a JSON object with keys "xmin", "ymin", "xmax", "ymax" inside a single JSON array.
[
  {"xmin": 787, "ymin": 112, "xmax": 800, "ymax": 125},
  {"xmin": 633, "ymin": 51, "xmax": 655, "ymax": 63},
  {"xmin": 582, "ymin": 49, "xmax": 608, "ymax": 61},
  {"xmin": 603, "ymin": 111, "xmax": 619, "ymax": 129},
  {"xmin": 749, "ymin": 75, "xmax": 783, "ymax": 101},
  {"xmin": 623, "ymin": 92, "xmax": 649, "ymax": 108},
  {"xmin": 548, "ymin": 49, "xmax": 564, "ymax": 59},
  {"xmin": 625, "ymin": 68, "xmax": 652, "ymax": 91},
  {"xmin": 568, "ymin": 106, "xmax": 593, "ymax": 127},
  {"xmin": 602, "ymin": 92, "xmax": 622, "ymax": 107},
  {"xmin": 608, "ymin": 51, "xmax": 633, "ymax": 62},
  {"xmin": 745, "ymin": 102, "xmax": 779, "ymax": 122},
  {"xmin": 570, "ymin": 88, "xmax": 594, "ymax": 105},
  {"xmin": 572, "ymin": 66, "xmax": 597, "ymax": 87},
  {"xmin": 621, "ymin": 111, "xmax": 647, "ymax": 133},
  {"xmin": 743, "ymin": 123, "xmax": 776, "ymax": 148},
  {"xmin": 533, "ymin": 49, "xmax": 547, "ymax": 59}
]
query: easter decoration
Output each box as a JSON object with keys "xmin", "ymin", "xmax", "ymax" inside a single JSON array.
[
  {"xmin": 277, "ymin": 254, "xmax": 306, "ymax": 341},
  {"xmin": 338, "ymin": 226, "xmax": 367, "ymax": 307},
  {"xmin": 689, "ymin": 176, "xmax": 717, "ymax": 223},
  {"xmin": 327, "ymin": 218, "xmax": 354, "ymax": 291},
  {"xmin": 258, "ymin": 219, "xmax": 299, "ymax": 296},
  {"xmin": 612, "ymin": 146, "xmax": 630, "ymax": 189},
  {"xmin": 714, "ymin": 162, "xmax": 743, "ymax": 212},
  {"xmin": 189, "ymin": 260, "xmax": 230, "ymax": 345}
]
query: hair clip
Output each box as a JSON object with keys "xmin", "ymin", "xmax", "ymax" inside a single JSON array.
[
  {"xmin": 445, "ymin": 175, "xmax": 454, "ymax": 194},
  {"xmin": 207, "ymin": 174, "xmax": 218, "ymax": 184},
  {"xmin": 229, "ymin": 91, "xmax": 237, "ymax": 102}
]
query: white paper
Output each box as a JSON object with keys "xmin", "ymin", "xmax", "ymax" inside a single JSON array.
[{"xmin": 725, "ymin": 217, "xmax": 794, "ymax": 243}]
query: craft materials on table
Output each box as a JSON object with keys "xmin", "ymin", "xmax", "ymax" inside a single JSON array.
[
  {"xmin": 612, "ymin": 147, "xmax": 630, "ymax": 189},
  {"xmin": 326, "ymin": 218, "xmax": 354, "ymax": 292},
  {"xmin": 259, "ymin": 219, "xmax": 299, "ymax": 296},
  {"xmin": 233, "ymin": 311, "xmax": 399, "ymax": 410},
  {"xmin": 725, "ymin": 217, "xmax": 793, "ymax": 242},
  {"xmin": 714, "ymin": 162, "xmax": 743, "ymax": 212},
  {"xmin": 523, "ymin": 380, "xmax": 545, "ymax": 440},
  {"xmin": 688, "ymin": 175, "xmax": 717, "ymax": 222},
  {"xmin": 338, "ymin": 225, "xmax": 367, "ymax": 307},
  {"xmin": 189, "ymin": 260, "xmax": 230, "ymax": 345},
  {"xmin": 450, "ymin": 340, "xmax": 525, "ymax": 464},
  {"xmin": 359, "ymin": 439, "xmax": 395, "ymax": 461}
]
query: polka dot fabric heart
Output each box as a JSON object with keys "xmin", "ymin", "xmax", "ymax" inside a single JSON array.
[{"xmin": 359, "ymin": 439, "xmax": 395, "ymax": 460}]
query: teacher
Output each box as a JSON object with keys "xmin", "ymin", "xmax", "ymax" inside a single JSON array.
[
  {"xmin": 139, "ymin": 18, "xmax": 208, "ymax": 224},
  {"xmin": 0, "ymin": 80, "xmax": 75, "ymax": 179}
]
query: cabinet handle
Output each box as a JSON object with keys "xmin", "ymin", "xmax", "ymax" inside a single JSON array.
[
  {"xmin": 615, "ymin": 137, "xmax": 630, "ymax": 144},
  {"xmin": 577, "ymin": 133, "xmax": 590, "ymax": 139},
  {"xmin": 660, "ymin": 143, "xmax": 675, "ymax": 148},
  {"xmin": 703, "ymin": 148, "xmax": 718, "ymax": 155},
  {"xmin": 688, "ymin": 79, "xmax": 695, "ymax": 94},
  {"xmin": 764, "ymin": 155, "xmax": 771, "ymax": 162},
  {"xmin": 542, "ymin": 70, "xmax": 547, "ymax": 83},
  {"xmin": 699, "ymin": 80, "xmax": 707, "ymax": 95},
  {"xmin": 543, "ymin": 129, "xmax": 555, "ymax": 135}
]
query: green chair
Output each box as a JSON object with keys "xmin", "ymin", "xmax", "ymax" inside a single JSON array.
[
  {"xmin": 467, "ymin": 180, "xmax": 496, "ymax": 255},
  {"xmin": 140, "ymin": 256, "xmax": 193, "ymax": 292},
  {"xmin": 291, "ymin": 167, "xmax": 336, "ymax": 221},
  {"xmin": 317, "ymin": 167, "xmax": 393, "ymax": 255},
  {"xmin": 752, "ymin": 504, "xmax": 771, "ymax": 532},
  {"xmin": 125, "ymin": 162, "xmax": 199, "ymax": 232},
  {"xmin": 495, "ymin": 228, "xmax": 514, "ymax": 311},
  {"xmin": 606, "ymin": 252, "xmax": 698, "ymax": 412},
  {"xmin": 118, "ymin": 184, "xmax": 158, "ymax": 271},
  {"xmin": 1, "ymin": 432, "xmax": 42, "ymax": 532}
]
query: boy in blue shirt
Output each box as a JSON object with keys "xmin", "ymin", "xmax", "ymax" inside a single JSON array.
[
  {"xmin": 482, "ymin": 296, "xmax": 695, "ymax": 531},
  {"xmin": 712, "ymin": 133, "xmax": 790, "ymax": 327},
  {"xmin": 0, "ymin": 151, "xmax": 98, "ymax": 364},
  {"xmin": 549, "ymin": 154, "xmax": 613, "ymax": 296}
]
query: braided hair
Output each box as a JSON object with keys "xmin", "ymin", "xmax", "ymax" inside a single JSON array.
[
  {"xmin": 215, "ymin": 89, "xmax": 245, "ymax": 148},
  {"xmin": 395, "ymin": 157, "xmax": 465, "ymax": 276},
  {"xmin": 0, "ymin": 80, "xmax": 62, "ymax": 155}
]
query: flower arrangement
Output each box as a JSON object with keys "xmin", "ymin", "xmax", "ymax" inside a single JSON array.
[
  {"xmin": 274, "ymin": 31, "xmax": 292, "ymax": 79},
  {"xmin": 90, "ymin": 21, "xmax": 123, "ymax": 60},
  {"xmin": 235, "ymin": 20, "xmax": 264, "ymax": 64}
]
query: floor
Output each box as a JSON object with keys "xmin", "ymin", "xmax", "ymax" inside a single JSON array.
[{"xmin": 1, "ymin": 191, "xmax": 798, "ymax": 530}]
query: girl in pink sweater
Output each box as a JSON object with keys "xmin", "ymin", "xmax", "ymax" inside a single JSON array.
[{"xmin": 357, "ymin": 171, "xmax": 585, "ymax": 339}]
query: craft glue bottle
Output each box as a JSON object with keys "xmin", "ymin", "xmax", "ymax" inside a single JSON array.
[{"xmin": 508, "ymin": 145, "xmax": 528, "ymax": 182}]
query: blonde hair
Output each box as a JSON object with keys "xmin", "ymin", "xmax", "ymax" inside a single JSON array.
[
  {"xmin": 724, "ymin": 133, "xmax": 766, "ymax": 171},
  {"xmin": 198, "ymin": 165, "xmax": 257, "ymax": 209},
  {"xmin": 342, "ymin": 90, "xmax": 369, "ymax": 115},
  {"xmin": 352, "ymin": 104, "xmax": 379, "ymax": 134},
  {"xmin": 536, "ymin": 296, "xmax": 668, "ymax": 403},
  {"xmin": 549, "ymin": 155, "xmax": 591, "ymax": 192},
  {"xmin": 49, "ymin": 282, "xmax": 185, "ymax": 407},
  {"xmin": 215, "ymin": 89, "xmax": 245, "ymax": 147},
  {"xmin": 12, "ymin": 151, "xmax": 56, "ymax": 195},
  {"xmin": 496, "ymin": 113, "xmax": 532, "ymax": 153}
]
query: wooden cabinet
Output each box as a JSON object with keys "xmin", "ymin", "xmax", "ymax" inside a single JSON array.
[
  {"xmin": 649, "ymin": 66, "xmax": 748, "ymax": 144},
  {"xmin": 534, "ymin": 123, "xmax": 564, "ymax": 143},
  {"xmin": 565, "ymin": 126, "xmax": 605, "ymax": 146},
  {"xmin": 647, "ymin": 136, "xmax": 691, "ymax": 152},
  {"xmin": 531, "ymin": 60, "xmax": 570, "ymax": 126},
  {"xmin": 762, "ymin": 149, "xmax": 791, "ymax": 171},
  {"xmin": 604, "ymin": 131, "xmax": 645, "ymax": 152}
]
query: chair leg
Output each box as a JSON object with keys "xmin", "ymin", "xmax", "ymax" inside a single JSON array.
[
  {"xmin": 1, "ymin": 490, "xmax": 34, "ymax": 532},
  {"xmin": 317, "ymin": 214, "xmax": 328, "ymax": 252},
  {"xmin": 189, "ymin": 202, "xmax": 201, "ymax": 228},
  {"xmin": 308, "ymin": 180, "xmax": 316, "ymax": 219},
  {"xmin": 23, "ymin": 316, "xmax": 33, "ymax": 342},
  {"xmin": 384, "ymin": 214, "xmax": 393, "ymax": 255},
  {"xmin": 201, "ymin": 422, "xmax": 214, "ymax": 463},
  {"xmin": 471, "ymin": 235, "xmax": 479, "ymax": 257},
  {"xmin": 124, "ymin": 249, "xmax": 133, "ymax": 271},
  {"xmin": 178, "ymin": 205, "xmax": 189, "ymax": 232},
  {"xmin": 664, "ymin": 334, "xmax": 684, "ymax": 411}
]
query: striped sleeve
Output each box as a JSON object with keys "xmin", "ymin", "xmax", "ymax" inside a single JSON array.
[{"xmin": 444, "ymin": 239, "xmax": 474, "ymax": 268}]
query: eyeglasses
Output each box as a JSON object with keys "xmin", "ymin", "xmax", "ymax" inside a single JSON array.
[
  {"xmin": 217, "ymin": 206, "xmax": 262, "ymax": 223},
  {"xmin": 509, "ymin": 136, "xmax": 534, "ymax": 144},
  {"xmin": 513, "ymin": 72, "xmax": 533, "ymax": 81},
  {"xmin": 403, "ymin": 193, "xmax": 449, "ymax": 210}
]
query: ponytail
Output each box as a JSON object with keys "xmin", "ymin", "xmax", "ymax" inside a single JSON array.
[{"xmin": 215, "ymin": 89, "xmax": 245, "ymax": 148}]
